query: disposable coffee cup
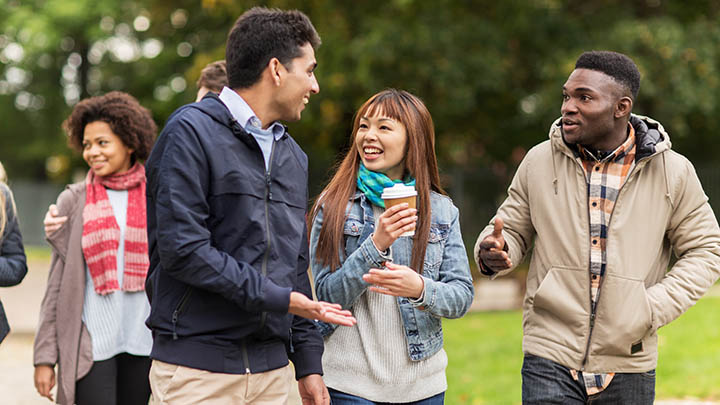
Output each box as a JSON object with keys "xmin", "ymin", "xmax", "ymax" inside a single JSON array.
[{"xmin": 381, "ymin": 183, "xmax": 417, "ymax": 237}]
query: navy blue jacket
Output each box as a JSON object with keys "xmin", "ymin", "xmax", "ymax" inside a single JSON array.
[
  {"xmin": 144, "ymin": 93, "xmax": 323, "ymax": 379},
  {"xmin": 0, "ymin": 184, "xmax": 27, "ymax": 343}
]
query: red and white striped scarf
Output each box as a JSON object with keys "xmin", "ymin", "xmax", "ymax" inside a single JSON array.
[{"xmin": 81, "ymin": 163, "xmax": 149, "ymax": 295}]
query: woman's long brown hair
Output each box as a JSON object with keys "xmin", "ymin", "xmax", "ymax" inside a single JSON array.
[{"xmin": 310, "ymin": 89, "xmax": 446, "ymax": 273}]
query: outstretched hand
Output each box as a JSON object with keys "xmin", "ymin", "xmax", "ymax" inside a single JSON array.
[
  {"xmin": 288, "ymin": 292, "xmax": 356, "ymax": 326},
  {"xmin": 478, "ymin": 218, "xmax": 512, "ymax": 271},
  {"xmin": 362, "ymin": 261, "xmax": 424, "ymax": 299}
]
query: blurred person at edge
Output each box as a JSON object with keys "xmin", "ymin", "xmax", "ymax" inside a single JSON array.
[
  {"xmin": 195, "ymin": 59, "xmax": 228, "ymax": 102},
  {"xmin": 475, "ymin": 51, "xmax": 720, "ymax": 404},
  {"xmin": 309, "ymin": 89, "xmax": 474, "ymax": 404},
  {"xmin": 143, "ymin": 7, "xmax": 355, "ymax": 405},
  {"xmin": 0, "ymin": 161, "xmax": 28, "ymax": 344},
  {"xmin": 33, "ymin": 92, "xmax": 157, "ymax": 405},
  {"xmin": 41, "ymin": 60, "xmax": 228, "ymax": 232}
]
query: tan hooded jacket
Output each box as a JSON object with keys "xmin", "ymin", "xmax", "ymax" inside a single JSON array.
[{"xmin": 475, "ymin": 115, "xmax": 720, "ymax": 372}]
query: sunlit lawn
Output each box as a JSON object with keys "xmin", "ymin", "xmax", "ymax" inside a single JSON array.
[{"xmin": 444, "ymin": 295, "xmax": 720, "ymax": 404}]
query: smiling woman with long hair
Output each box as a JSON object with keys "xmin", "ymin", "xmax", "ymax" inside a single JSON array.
[
  {"xmin": 309, "ymin": 89, "xmax": 474, "ymax": 404},
  {"xmin": 33, "ymin": 92, "xmax": 156, "ymax": 405}
]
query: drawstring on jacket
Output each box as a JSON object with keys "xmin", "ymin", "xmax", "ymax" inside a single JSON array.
[
  {"xmin": 662, "ymin": 152, "xmax": 674, "ymax": 209},
  {"xmin": 551, "ymin": 134, "xmax": 559, "ymax": 195}
]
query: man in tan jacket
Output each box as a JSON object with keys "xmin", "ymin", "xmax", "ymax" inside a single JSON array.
[{"xmin": 475, "ymin": 51, "xmax": 720, "ymax": 404}]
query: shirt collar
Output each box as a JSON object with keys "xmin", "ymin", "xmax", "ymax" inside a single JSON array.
[
  {"xmin": 578, "ymin": 123, "xmax": 636, "ymax": 163},
  {"xmin": 218, "ymin": 86, "xmax": 285, "ymax": 139}
]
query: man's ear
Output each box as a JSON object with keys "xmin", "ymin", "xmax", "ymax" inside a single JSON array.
[
  {"xmin": 615, "ymin": 96, "xmax": 633, "ymax": 119},
  {"xmin": 267, "ymin": 57, "xmax": 284, "ymax": 87}
]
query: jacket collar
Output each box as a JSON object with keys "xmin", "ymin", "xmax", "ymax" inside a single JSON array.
[
  {"xmin": 188, "ymin": 92, "xmax": 289, "ymax": 141},
  {"xmin": 548, "ymin": 114, "xmax": 671, "ymax": 161}
]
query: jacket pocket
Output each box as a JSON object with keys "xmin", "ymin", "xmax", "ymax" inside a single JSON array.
[
  {"xmin": 526, "ymin": 266, "xmax": 590, "ymax": 354},
  {"xmin": 589, "ymin": 273, "xmax": 653, "ymax": 357},
  {"xmin": 423, "ymin": 224, "xmax": 450, "ymax": 274},
  {"xmin": 343, "ymin": 216, "xmax": 364, "ymax": 258}
]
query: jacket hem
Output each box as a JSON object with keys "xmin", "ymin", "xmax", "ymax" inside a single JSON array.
[{"xmin": 151, "ymin": 333, "xmax": 289, "ymax": 374}]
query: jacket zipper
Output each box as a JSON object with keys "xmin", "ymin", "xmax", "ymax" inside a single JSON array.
[
  {"xmin": 288, "ymin": 328, "xmax": 295, "ymax": 353},
  {"xmin": 242, "ymin": 339, "xmax": 251, "ymax": 374},
  {"xmin": 172, "ymin": 287, "xmax": 193, "ymax": 340},
  {"xmin": 578, "ymin": 157, "xmax": 650, "ymax": 370},
  {"xmin": 259, "ymin": 140, "xmax": 277, "ymax": 331}
]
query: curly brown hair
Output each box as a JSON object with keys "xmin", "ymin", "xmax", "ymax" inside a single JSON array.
[{"xmin": 63, "ymin": 91, "xmax": 157, "ymax": 161}]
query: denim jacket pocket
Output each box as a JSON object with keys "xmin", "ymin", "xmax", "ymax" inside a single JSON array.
[
  {"xmin": 343, "ymin": 216, "xmax": 364, "ymax": 259},
  {"xmin": 423, "ymin": 224, "xmax": 450, "ymax": 276}
]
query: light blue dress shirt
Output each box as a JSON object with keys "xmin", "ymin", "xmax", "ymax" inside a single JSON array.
[{"xmin": 218, "ymin": 86, "xmax": 286, "ymax": 171}]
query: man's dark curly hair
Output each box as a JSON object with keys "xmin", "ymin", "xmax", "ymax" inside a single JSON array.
[
  {"xmin": 226, "ymin": 7, "xmax": 320, "ymax": 89},
  {"xmin": 63, "ymin": 91, "xmax": 157, "ymax": 161},
  {"xmin": 575, "ymin": 51, "xmax": 641, "ymax": 100}
]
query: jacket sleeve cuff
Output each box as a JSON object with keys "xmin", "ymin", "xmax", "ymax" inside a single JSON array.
[
  {"xmin": 289, "ymin": 348, "xmax": 324, "ymax": 380},
  {"xmin": 359, "ymin": 235, "xmax": 392, "ymax": 268},
  {"xmin": 263, "ymin": 282, "xmax": 293, "ymax": 313},
  {"xmin": 408, "ymin": 275, "xmax": 429, "ymax": 307},
  {"xmin": 478, "ymin": 258, "xmax": 498, "ymax": 277}
]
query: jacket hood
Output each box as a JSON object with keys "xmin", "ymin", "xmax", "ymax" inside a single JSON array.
[
  {"xmin": 548, "ymin": 114, "xmax": 671, "ymax": 159},
  {"xmin": 546, "ymin": 114, "xmax": 672, "ymax": 197},
  {"xmin": 187, "ymin": 92, "xmax": 237, "ymax": 130}
]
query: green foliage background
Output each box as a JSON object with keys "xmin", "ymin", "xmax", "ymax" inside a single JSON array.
[{"xmin": 2, "ymin": 0, "xmax": 720, "ymax": 232}]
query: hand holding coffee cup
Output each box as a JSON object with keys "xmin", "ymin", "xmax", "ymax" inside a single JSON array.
[{"xmin": 370, "ymin": 184, "xmax": 418, "ymax": 252}]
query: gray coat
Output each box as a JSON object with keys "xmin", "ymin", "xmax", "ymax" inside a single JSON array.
[{"xmin": 33, "ymin": 182, "xmax": 93, "ymax": 405}]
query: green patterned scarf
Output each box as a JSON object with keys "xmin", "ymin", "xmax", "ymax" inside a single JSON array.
[{"xmin": 356, "ymin": 163, "xmax": 416, "ymax": 208}]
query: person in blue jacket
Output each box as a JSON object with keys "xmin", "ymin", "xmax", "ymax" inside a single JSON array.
[
  {"xmin": 0, "ymin": 161, "xmax": 28, "ymax": 344},
  {"xmin": 309, "ymin": 89, "xmax": 475, "ymax": 404},
  {"xmin": 144, "ymin": 7, "xmax": 355, "ymax": 405}
]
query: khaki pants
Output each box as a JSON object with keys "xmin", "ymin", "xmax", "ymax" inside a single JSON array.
[{"xmin": 149, "ymin": 359, "xmax": 291, "ymax": 405}]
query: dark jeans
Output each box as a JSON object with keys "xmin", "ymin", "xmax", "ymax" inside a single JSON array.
[
  {"xmin": 75, "ymin": 352, "xmax": 152, "ymax": 405},
  {"xmin": 521, "ymin": 354, "xmax": 655, "ymax": 405},
  {"xmin": 328, "ymin": 388, "xmax": 445, "ymax": 404}
]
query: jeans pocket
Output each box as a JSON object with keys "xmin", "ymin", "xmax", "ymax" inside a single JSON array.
[{"xmin": 641, "ymin": 369, "xmax": 656, "ymax": 379}]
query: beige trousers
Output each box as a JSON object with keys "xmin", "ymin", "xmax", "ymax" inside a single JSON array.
[{"xmin": 149, "ymin": 359, "xmax": 291, "ymax": 405}]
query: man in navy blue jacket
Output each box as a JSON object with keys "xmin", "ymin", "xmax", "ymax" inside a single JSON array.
[{"xmin": 144, "ymin": 7, "xmax": 355, "ymax": 404}]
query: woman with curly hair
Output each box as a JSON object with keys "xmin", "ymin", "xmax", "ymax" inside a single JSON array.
[{"xmin": 33, "ymin": 92, "xmax": 157, "ymax": 405}]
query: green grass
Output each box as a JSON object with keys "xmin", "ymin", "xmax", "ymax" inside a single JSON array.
[
  {"xmin": 444, "ymin": 296, "xmax": 720, "ymax": 404},
  {"xmin": 25, "ymin": 245, "xmax": 51, "ymax": 261}
]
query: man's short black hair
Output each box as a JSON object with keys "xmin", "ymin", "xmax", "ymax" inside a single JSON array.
[
  {"xmin": 575, "ymin": 51, "xmax": 641, "ymax": 100},
  {"xmin": 226, "ymin": 7, "xmax": 321, "ymax": 89}
]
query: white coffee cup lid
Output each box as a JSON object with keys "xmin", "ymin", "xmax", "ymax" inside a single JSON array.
[{"xmin": 381, "ymin": 183, "xmax": 417, "ymax": 199}]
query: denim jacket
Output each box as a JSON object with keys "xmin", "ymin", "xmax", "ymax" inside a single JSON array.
[{"xmin": 311, "ymin": 190, "xmax": 474, "ymax": 361}]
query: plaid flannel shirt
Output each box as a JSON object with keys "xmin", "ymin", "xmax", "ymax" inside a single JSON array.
[{"xmin": 571, "ymin": 124, "xmax": 637, "ymax": 395}]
